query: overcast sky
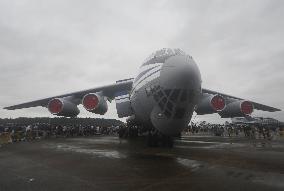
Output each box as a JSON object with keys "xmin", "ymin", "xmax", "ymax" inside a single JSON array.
[{"xmin": 0, "ymin": 0, "xmax": 283, "ymax": 123}]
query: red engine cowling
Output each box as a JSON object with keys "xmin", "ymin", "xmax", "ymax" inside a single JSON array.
[
  {"xmin": 195, "ymin": 94, "xmax": 226, "ymax": 115},
  {"xmin": 218, "ymin": 100, "xmax": 254, "ymax": 118},
  {"xmin": 48, "ymin": 98, "xmax": 80, "ymax": 117},
  {"xmin": 82, "ymin": 93, "xmax": 108, "ymax": 115}
]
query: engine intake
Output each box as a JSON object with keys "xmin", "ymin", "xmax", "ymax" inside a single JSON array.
[
  {"xmin": 48, "ymin": 98, "xmax": 80, "ymax": 117},
  {"xmin": 196, "ymin": 94, "xmax": 225, "ymax": 115},
  {"xmin": 82, "ymin": 93, "xmax": 108, "ymax": 115},
  {"xmin": 211, "ymin": 95, "xmax": 226, "ymax": 111},
  {"xmin": 241, "ymin": 101, "xmax": 254, "ymax": 115}
]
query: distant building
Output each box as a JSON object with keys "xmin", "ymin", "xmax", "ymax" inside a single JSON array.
[{"xmin": 231, "ymin": 116, "xmax": 283, "ymax": 126}]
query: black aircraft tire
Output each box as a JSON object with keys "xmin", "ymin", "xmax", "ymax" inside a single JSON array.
[
  {"xmin": 146, "ymin": 133, "xmax": 153, "ymax": 147},
  {"xmin": 167, "ymin": 137, "xmax": 174, "ymax": 148}
]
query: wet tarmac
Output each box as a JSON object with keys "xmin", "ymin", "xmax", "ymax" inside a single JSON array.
[{"xmin": 0, "ymin": 135, "xmax": 283, "ymax": 191}]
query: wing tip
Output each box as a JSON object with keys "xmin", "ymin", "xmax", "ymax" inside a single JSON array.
[
  {"xmin": 258, "ymin": 107, "xmax": 281, "ymax": 112},
  {"xmin": 3, "ymin": 106, "xmax": 15, "ymax": 110},
  {"xmin": 273, "ymin": 108, "xmax": 281, "ymax": 112}
]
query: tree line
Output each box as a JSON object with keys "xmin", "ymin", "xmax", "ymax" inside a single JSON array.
[{"xmin": 0, "ymin": 117, "xmax": 124, "ymax": 127}]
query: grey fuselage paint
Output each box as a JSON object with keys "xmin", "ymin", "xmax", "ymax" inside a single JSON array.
[{"xmin": 129, "ymin": 49, "xmax": 202, "ymax": 136}]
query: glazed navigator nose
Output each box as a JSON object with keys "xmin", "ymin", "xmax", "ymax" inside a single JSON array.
[{"xmin": 149, "ymin": 55, "xmax": 202, "ymax": 136}]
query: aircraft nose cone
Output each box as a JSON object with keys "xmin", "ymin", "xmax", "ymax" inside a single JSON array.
[{"xmin": 159, "ymin": 55, "xmax": 201, "ymax": 90}]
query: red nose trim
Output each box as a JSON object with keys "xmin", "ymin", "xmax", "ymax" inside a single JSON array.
[
  {"xmin": 211, "ymin": 95, "xmax": 225, "ymax": 111},
  {"xmin": 48, "ymin": 99, "xmax": 63, "ymax": 114},
  {"xmin": 241, "ymin": 101, "xmax": 253, "ymax": 115},
  {"xmin": 83, "ymin": 94, "xmax": 99, "ymax": 111}
]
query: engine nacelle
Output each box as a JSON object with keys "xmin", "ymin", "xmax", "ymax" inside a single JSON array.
[
  {"xmin": 195, "ymin": 94, "xmax": 226, "ymax": 115},
  {"xmin": 218, "ymin": 100, "xmax": 254, "ymax": 118},
  {"xmin": 82, "ymin": 93, "xmax": 108, "ymax": 115},
  {"xmin": 48, "ymin": 98, "xmax": 80, "ymax": 117}
]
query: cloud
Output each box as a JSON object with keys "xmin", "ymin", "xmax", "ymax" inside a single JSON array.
[{"xmin": 0, "ymin": 0, "xmax": 283, "ymax": 123}]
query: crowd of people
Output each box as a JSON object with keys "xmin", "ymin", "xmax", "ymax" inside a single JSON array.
[
  {"xmin": 0, "ymin": 120, "xmax": 283, "ymax": 145},
  {"xmin": 0, "ymin": 123, "xmax": 123, "ymax": 144},
  {"xmin": 185, "ymin": 122, "xmax": 283, "ymax": 140}
]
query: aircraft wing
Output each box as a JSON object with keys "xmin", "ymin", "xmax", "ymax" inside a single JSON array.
[
  {"xmin": 202, "ymin": 88, "xmax": 281, "ymax": 112},
  {"xmin": 4, "ymin": 79, "xmax": 133, "ymax": 110}
]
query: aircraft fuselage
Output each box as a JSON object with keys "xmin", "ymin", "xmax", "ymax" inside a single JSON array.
[{"xmin": 130, "ymin": 49, "xmax": 202, "ymax": 136}]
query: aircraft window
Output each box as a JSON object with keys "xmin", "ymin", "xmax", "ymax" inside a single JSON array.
[
  {"xmin": 150, "ymin": 86, "xmax": 156, "ymax": 94},
  {"xmin": 153, "ymin": 94, "xmax": 159, "ymax": 101},
  {"xmin": 174, "ymin": 48, "xmax": 186, "ymax": 55},
  {"xmin": 167, "ymin": 102, "xmax": 173, "ymax": 111},
  {"xmin": 158, "ymin": 102, "xmax": 165, "ymax": 110},
  {"xmin": 155, "ymin": 49, "xmax": 166, "ymax": 57},
  {"xmin": 180, "ymin": 90, "xmax": 187, "ymax": 102},
  {"xmin": 166, "ymin": 48, "xmax": 174, "ymax": 55},
  {"xmin": 157, "ymin": 90, "xmax": 163, "ymax": 98},
  {"xmin": 155, "ymin": 85, "xmax": 160, "ymax": 91},
  {"xmin": 141, "ymin": 48, "xmax": 178, "ymax": 66},
  {"xmin": 164, "ymin": 89, "xmax": 171, "ymax": 97},
  {"xmin": 164, "ymin": 110, "xmax": 171, "ymax": 118},
  {"xmin": 174, "ymin": 108, "xmax": 185, "ymax": 119},
  {"xmin": 150, "ymin": 85, "xmax": 159, "ymax": 94},
  {"xmin": 170, "ymin": 89, "xmax": 180, "ymax": 102}
]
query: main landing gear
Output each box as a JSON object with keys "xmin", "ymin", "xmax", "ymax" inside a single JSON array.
[
  {"xmin": 119, "ymin": 122, "xmax": 174, "ymax": 147},
  {"xmin": 146, "ymin": 130, "xmax": 174, "ymax": 148}
]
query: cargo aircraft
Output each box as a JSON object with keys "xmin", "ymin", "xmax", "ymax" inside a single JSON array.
[{"xmin": 4, "ymin": 48, "xmax": 280, "ymax": 146}]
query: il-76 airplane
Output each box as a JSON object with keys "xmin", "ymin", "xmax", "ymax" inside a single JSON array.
[{"xmin": 4, "ymin": 48, "xmax": 280, "ymax": 146}]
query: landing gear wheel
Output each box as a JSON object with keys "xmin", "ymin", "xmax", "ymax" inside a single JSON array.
[
  {"xmin": 166, "ymin": 137, "xmax": 174, "ymax": 148},
  {"xmin": 147, "ymin": 132, "xmax": 159, "ymax": 147},
  {"xmin": 146, "ymin": 132, "xmax": 152, "ymax": 147},
  {"xmin": 161, "ymin": 136, "xmax": 173, "ymax": 148},
  {"xmin": 146, "ymin": 131, "xmax": 174, "ymax": 148}
]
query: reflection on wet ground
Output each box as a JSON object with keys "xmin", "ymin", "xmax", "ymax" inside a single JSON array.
[
  {"xmin": 0, "ymin": 135, "xmax": 283, "ymax": 191},
  {"xmin": 50, "ymin": 143, "xmax": 126, "ymax": 159}
]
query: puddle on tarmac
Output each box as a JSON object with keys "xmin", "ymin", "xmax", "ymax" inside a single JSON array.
[
  {"xmin": 69, "ymin": 137, "xmax": 120, "ymax": 144},
  {"xmin": 177, "ymin": 140, "xmax": 227, "ymax": 144},
  {"xmin": 48, "ymin": 143, "xmax": 126, "ymax": 159},
  {"xmin": 175, "ymin": 141, "xmax": 244, "ymax": 149},
  {"xmin": 252, "ymin": 173, "xmax": 284, "ymax": 188},
  {"xmin": 176, "ymin": 158, "xmax": 203, "ymax": 171},
  {"xmin": 177, "ymin": 158, "xmax": 284, "ymax": 189},
  {"xmin": 181, "ymin": 135, "xmax": 215, "ymax": 138}
]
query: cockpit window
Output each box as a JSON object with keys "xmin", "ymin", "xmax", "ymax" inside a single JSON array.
[
  {"xmin": 141, "ymin": 48, "xmax": 186, "ymax": 67},
  {"xmin": 149, "ymin": 87, "xmax": 191, "ymax": 119},
  {"xmin": 174, "ymin": 48, "xmax": 186, "ymax": 55}
]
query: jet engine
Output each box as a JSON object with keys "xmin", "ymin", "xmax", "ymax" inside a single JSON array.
[
  {"xmin": 218, "ymin": 100, "xmax": 254, "ymax": 118},
  {"xmin": 82, "ymin": 93, "xmax": 108, "ymax": 115},
  {"xmin": 48, "ymin": 98, "xmax": 80, "ymax": 117},
  {"xmin": 195, "ymin": 94, "xmax": 226, "ymax": 115}
]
